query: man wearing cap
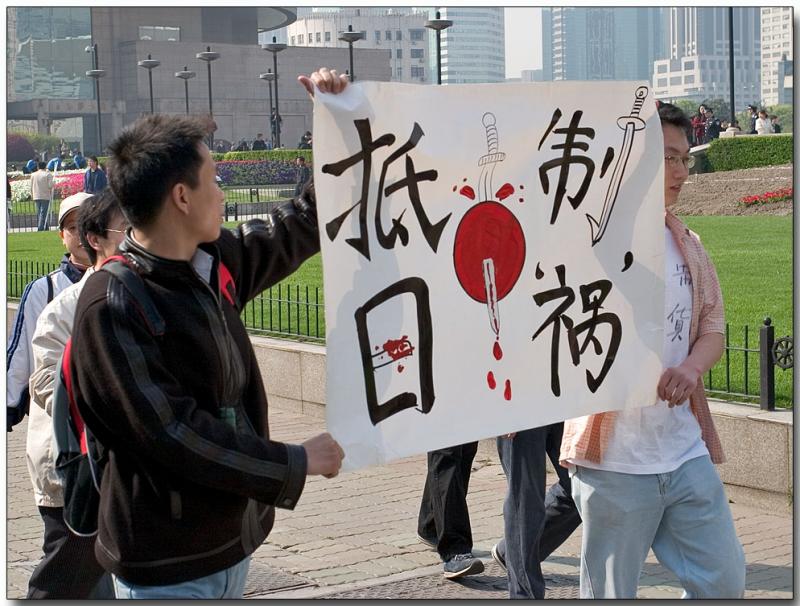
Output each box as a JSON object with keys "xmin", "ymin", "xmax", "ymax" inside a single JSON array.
[
  {"xmin": 7, "ymin": 192, "xmax": 94, "ymax": 596},
  {"xmin": 7, "ymin": 192, "xmax": 93, "ymax": 432},
  {"xmin": 30, "ymin": 161, "xmax": 55, "ymax": 231}
]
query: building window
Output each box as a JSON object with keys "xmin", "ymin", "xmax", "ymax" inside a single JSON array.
[
  {"xmin": 396, "ymin": 66, "xmax": 403, "ymax": 78},
  {"xmin": 324, "ymin": 31, "xmax": 331, "ymax": 42},
  {"xmin": 410, "ymin": 48, "xmax": 424, "ymax": 59},
  {"xmin": 396, "ymin": 30, "xmax": 402, "ymax": 40},
  {"xmin": 657, "ymin": 64, "xmax": 667, "ymax": 73},
  {"xmin": 684, "ymin": 60, "xmax": 694, "ymax": 70},
  {"xmin": 298, "ymin": 34, "xmax": 304, "ymax": 44},
  {"xmin": 360, "ymin": 30, "xmax": 366, "ymax": 39},
  {"xmin": 138, "ymin": 25, "xmax": 180, "ymax": 41},
  {"xmin": 411, "ymin": 65, "xmax": 425, "ymax": 79},
  {"xmin": 684, "ymin": 75, "xmax": 695, "ymax": 84},
  {"xmin": 315, "ymin": 32, "xmax": 321, "ymax": 43},
  {"xmin": 386, "ymin": 30, "xmax": 391, "ymax": 40},
  {"xmin": 657, "ymin": 78, "xmax": 668, "ymax": 87},
  {"xmin": 410, "ymin": 28, "xmax": 424, "ymax": 41},
  {"xmin": 291, "ymin": 36, "xmax": 295, "ymax": 45},
  {"xmin": 669, "ymin": 76, "xmax": 681, "ymax": 85},
  {"xmin": 375, "ymin": 30, "xmax": 381, "ymax": 42},
  {"xmin": 396, "ymin": 48, "xmax": 403, "ymax": 59}
]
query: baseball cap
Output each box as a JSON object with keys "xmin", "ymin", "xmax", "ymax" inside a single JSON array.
[{"xmin": 58, "ymin": 191, "xmax": 94, "ymax": 228}]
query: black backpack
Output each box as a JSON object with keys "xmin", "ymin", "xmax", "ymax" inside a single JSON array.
[{"xmin": 52, "ymin": 258, "xmax": 164, "ymax": 536}]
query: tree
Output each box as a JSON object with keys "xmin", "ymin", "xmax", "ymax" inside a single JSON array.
[{"xmin": 6, "ymin": 133, "xmax": 35, "ymax": 162}]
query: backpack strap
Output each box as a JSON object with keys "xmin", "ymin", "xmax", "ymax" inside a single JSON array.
[
  {"xmin": 46, "ymin": 272, "xmax": 54, "ymax": 304},
  {"xmin": 101, "ymin": 256, "xmax": 165, "ymax": 337}
]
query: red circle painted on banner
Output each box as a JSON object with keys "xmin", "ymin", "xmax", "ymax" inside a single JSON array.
[{"xmin": 453, "ymin": 201, "xmax": 526, "ymax": 303}]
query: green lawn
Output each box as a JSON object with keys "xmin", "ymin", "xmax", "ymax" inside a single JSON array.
[{"xmin": 7, "ymin": 215, "xmax": 793, "ymax": 405}]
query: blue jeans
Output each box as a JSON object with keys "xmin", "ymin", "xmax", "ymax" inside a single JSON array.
[
  {"xmin": 112, "ymin": 556, "xmax": 251, "ymax": 599},
  {"xmin": 495, "ymin": 422, "xmax": 581, "ymax": 598},
  {"xmin": 572, "ymin": 456, "xmax": 746, "ymax": 599},
  {"xmin": 35, "ymin": 199, "xmax": 50, "ymax": 231}
]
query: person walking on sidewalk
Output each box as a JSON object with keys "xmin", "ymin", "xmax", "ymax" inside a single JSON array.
[
  {"xmin": 417, "ymin": 441, "xmax": 484, "ymax": 579},
  {"xmin": 491, "ymin": 422, "xmax": 582, "ymax": 599},
  {"xmin": 68, "ymin": 103, "xmax": 344, "ymax": 599},
  {"xmin": 560, "ymin": 102, "xmax": 746, "ymax": 599},
  {"xmin": 26, "ymin": 190, "xmax": 127, "ymax": 599}
]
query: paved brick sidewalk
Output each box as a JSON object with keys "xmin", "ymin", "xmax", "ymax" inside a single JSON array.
[{"xmin": 6, "ymin": 406, "xmax": 793, "ymax": 599}]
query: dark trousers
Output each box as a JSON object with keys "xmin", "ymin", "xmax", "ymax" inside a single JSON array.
[
  {"xmin": 417, "ymin": 441, "xmax": 478, "ymax": 561},
  {"xmin": 496, "ymin": 422, "xmax": 582, "ymax": 599},
  {"xmin": 27, "ymin": 506, "xmax": 114, "ymax": 599}
]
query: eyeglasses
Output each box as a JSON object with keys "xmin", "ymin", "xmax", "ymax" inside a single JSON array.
[
  {"xmin": 106, "ymin": 228, "xmax": 128, "ymax": 235},
  {"xmin": 664, "ymin": 155, "xmax": 695, "ymax": 170}
]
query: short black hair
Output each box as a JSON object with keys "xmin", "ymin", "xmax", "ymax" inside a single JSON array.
[
  {"xmin": 77, "ymin": 190, "xmax": 123, "ymax": 265},
  {"xmin": 37, "ymin": 161, "xmax": 46, "ymax": 170},
  {"xmin": 88, "ymin": 155, "xmax": 99, "ymax": 163},
  {"xmin": 107, "ymin": 114, "xmax": 207, "ymax": 228},
  {"xmin": 657, "ymin": 101, "xmax": 692, "ymax": 139}
]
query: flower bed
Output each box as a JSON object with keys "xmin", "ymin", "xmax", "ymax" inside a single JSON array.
[
  {"xmin": 215, "ymin": 160, "xmax": 307, "ymax": 186},
  {"xmin": 8, "ymin": 169, "xmax": 86, "ymax": 203},
  {"xmin": 739, "ymin": 187, "xmax": 793, "ymax": 207}
]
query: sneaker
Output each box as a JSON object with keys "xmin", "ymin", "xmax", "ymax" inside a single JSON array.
[
  {"xmin": 443, "ymin": 553, "xmax": 485, "ymax": 579},
  {"xmin": 417, "ymin": 532, "xmax": 438, "ymax": 550},
  {"xmin": 491, "ymin": 543, "xmax": 507, "ymax": 573}
]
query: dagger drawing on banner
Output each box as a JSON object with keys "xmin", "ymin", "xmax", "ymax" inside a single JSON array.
[
  {"xmin": 586, "ymin": 85, "xmax": 649, "ymax": 246},
  {"xmin": 478, "ymin": 112, "xmax": 506, "ymax": 337}
]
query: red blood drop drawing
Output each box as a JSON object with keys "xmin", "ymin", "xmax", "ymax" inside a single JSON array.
[
  {"xmin": 459, "ymin": 185, "xmax": 476, "ymax": 200},
  {"xmin": 487, "ymin": 371, "xmax": 497, "ymax": 390},
  {"xmin": 382, "ymin": 336, "xmax": 414, "ymax": 361},
  {"xmin": 493, "ymin": 340, "xmax": 503, "ymax": 361},
  {"xmin": 519, "ymin": 184, "xmax": 525, "ymax": 190},
  {"xmin": 495, "ymin": 182, "xmax": 515, "ymax": 201},
  {"xmin": 504, "ymin": 379, "xmax": 512, "ymax": 401},
  {"xmin": 452, "ymin": 185, "xmax": 457, "ymax": 192},
  {"xmin": 398, "ymin": 364, "xmax": 405, "ymax": 373},
  {"xmin": 518, "ymin": 198, "xmax": 524, "ymax": 203},
  {"xmin": 453, "ymin": 201, "xmax": 526, "ymax": 303}
]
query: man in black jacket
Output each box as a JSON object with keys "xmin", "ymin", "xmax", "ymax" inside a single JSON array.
[{"xmin": 69, "ymin": 80, "xmax": 346, "ymax": 598}]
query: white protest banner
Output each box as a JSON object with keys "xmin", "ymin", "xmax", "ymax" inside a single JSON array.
[{"xmin": 314, "ymin": 81, "xmax": 665, "ymax": 471}]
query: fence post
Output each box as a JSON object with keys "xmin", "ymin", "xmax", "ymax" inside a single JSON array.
[{"xmin": 759, "ymin": 317, "xmax": 775, "ymax": 411}]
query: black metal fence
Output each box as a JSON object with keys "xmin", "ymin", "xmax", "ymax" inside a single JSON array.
[
  {"xmin": 6, "ymin": 185, "xmax": 295, "ymax": 232},
  {"xmin": 6, "ymin": 260, "xmax": 793, "ymax": 407}
]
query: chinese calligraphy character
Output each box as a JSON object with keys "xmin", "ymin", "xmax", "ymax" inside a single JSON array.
[
  {"xmin": 672, "ymin": 264, "xmax": 692, "ymax": 287},
  {"xmin": 532, "ymin": 264, "xmax": 622, "ymax": 396},
  {"xmin": 538, "ymin": 109, "xmax": 597, "ymax": 225},
  {"xmin": 322, "ymin": 119, "xmax": 451, "ymax": 261},
  {"xmin": 667, "ymin": 303, "xmax": 690, "ymax": 342}
]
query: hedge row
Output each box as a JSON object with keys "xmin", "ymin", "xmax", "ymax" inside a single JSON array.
[
  {"xmin": 706, "ymin": 134, "xmax": 793, "ymax": 172},
  {"xmin": 102, "ymin": 149, "xmax": 313, "ymax": 165}
]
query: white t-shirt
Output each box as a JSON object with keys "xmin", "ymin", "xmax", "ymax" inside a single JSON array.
[{"xmin": 569, "ymin": 226, "xmax": 708, "ymax": 474}]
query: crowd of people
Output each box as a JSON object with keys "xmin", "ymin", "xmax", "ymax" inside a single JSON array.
[
  {"xmin": 690, "ymin": 102, "xmax": 783, "ymax": 146},
  {"xmin": 7, "ymin": 66, "xmax": 747, "ymax": 600}
]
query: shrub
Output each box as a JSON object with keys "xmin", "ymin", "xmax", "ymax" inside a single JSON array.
[
  {"xmin": 222, "ymin": 149, "xmax": 313, "ymax": 163},
  {"xmin": 215, "ymin": 160, "xmax": 308, "ymax": 185},
  {"xmin": 53, "ymin": 173, "xmax": 85, "ymax": 199},
  {"xmin": 740, "ymin": 187, "xmax": 793, "ymax": 207},
  {"xmin": 7, "ymin": 134, "xmax": 35, "ymax": 162},
  {"xmin": 705, "ymin": 134, "xmax": 793, "ymax": 172}
]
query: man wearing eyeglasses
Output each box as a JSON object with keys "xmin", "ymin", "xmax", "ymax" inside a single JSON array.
[{"xmin": 559, "ymin": 102, "xmax": 745, "ymax": 598}]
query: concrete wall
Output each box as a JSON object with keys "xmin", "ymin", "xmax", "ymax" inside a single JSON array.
[{"xmin": 9, "ymin": 302, "xmax": 792, "ymax": 510}]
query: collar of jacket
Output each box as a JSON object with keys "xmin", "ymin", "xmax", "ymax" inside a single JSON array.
[
  {"xmin": 60, "ymin": 254, "xmax": 86, "ymax": 284},
  {"xmin": 119, "ymin": 234, "xmax": 219, "ymax": 281}
]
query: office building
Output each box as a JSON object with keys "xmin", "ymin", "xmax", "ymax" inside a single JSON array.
[
  {"xmin": 7, "ymin": 7, "xmax": 391, "ymax": 153},
  {"xmin": 542, "ymin": 7, "xmax": 667, "ymax": 82},
  {"xmin": 651, "ymin": 7, "xmax": 761, "ymax": 105},
  {"xmin": 760, "ymin": 7, "xmax": 793, "ymax": 106},
  {"xmin": 436, "ymin": 7, "xmax": 505, "ymax": 84},
  {"xmin": 284, "ymin": 7, "xmax": 430, "ymax": 84}
]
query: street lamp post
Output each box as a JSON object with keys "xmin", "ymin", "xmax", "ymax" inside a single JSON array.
[
  {"xmin": 196, "ymin": 46, "xmax": 220, "ymax": 149},
  {"xmin": 84, "ymin": 43, "xmax": 106, "ymax": 155},
  {"xmin": 262, "ymin": 37, "xmax": 287, "ymax": 148},
  {"xmin": 137, "ymin": 53, "xmax": 161, "ymax": 114},
  {"xmin": 425, "ymin": 11, "xmax": 453, "ymax": 85},
  {"xmin": 174, "ymin": 66, "xmax": 196, "ymax": 115},
  {"xmin": 259, "ymin": 69, "xmax": 276, "ymax": 148},
  {"xmin": 728, "ymin": 7, "xmax": 736, "ymax": 125},
  {"xmin": 338, "ymin": 25, "xmax": 365, "ymax": 82}
]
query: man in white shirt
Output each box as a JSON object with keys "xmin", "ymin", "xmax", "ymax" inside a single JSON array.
[{"xmin": 30, "ymin": 161, "xmax": 54, "ymax": 231}]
